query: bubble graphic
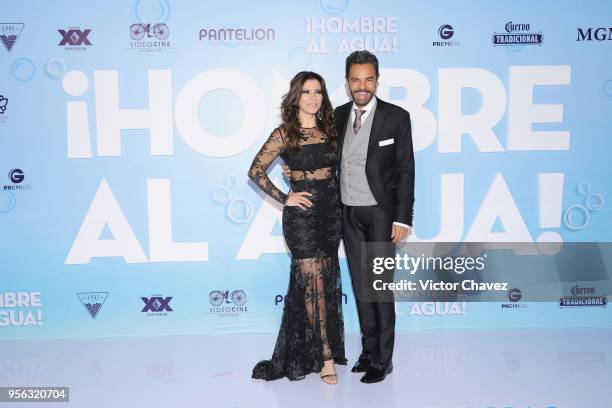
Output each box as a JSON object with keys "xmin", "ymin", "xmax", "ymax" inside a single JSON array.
[
  {"xmin": 63, "ymin": 70, "xmax": 89, "ymax": 96},
  {"xmin": 212, "ymin": 186, "xmax": 232, "ymax": 205},
  {"xmin": 577, "ymin": 181, "xmax": 591, "ymax": 195},
  {"xmin": 212, "ymin": 175, "xmax": 255, "ymax": 224},
  {"xmin": 46, "ymin": 59, "xmax": 66, "ymax": 79},
  {"xmin": 227, "ymin": 198, "xmax": 254, "ymax": 224},
  {"xmin": 320, "ymin": 0, "xmax": 349, "ymax": 15},
  {"xmin": 563, "ymin": 204, "xmax": 590, "ymax": 231},
  {"xmin": 585, "ymin": 193, "xmax": 604, "ymax": 211},
  {"xmin": 563, "ymin": 182, "xmax": 604, "ymax": 231},
  {"xmin": 134, "ymin": 0, "xmax": 171, "ymax": 23},
  {"xmin": 602, "ymin": 80, "xmax": 612, "ymax": 97},
  {"xmin": 11, "ymin": 58, "xmax": 36, "ymax": 82},
  {"xmin": 0, "ymin": 191, "xmax": 17, "ymax": 213},
  {"xmin": 288, "ymin": 47, "xmax": 311, "ymax": 70}
]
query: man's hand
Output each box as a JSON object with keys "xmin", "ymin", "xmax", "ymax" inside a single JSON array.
[
  {"xmin": 282, "ymin": 164, "xmax": 291, "ymax": 179},
  {"xmin": 391, "ymin": 224, "xmax": 411, "ymax": 243}
]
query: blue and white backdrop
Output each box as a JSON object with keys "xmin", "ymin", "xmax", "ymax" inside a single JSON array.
[{"xmin": 1, "ymin": 0, "xmax": 611, "ymax": 340}]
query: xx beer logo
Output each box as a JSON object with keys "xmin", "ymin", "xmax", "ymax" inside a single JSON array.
[{"xmin": 58, "ymin": 27, "xmax": 92, "ymax": 49}]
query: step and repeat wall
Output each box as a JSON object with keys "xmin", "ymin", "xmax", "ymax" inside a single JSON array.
[{"xmin": 1, "ymin": 0, "xmax": 611, "ymax": 339}]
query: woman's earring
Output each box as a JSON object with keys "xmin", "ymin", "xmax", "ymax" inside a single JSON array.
[{"xmin": 317, "ymin": 110, "xmax": 323, "ymax": 121}]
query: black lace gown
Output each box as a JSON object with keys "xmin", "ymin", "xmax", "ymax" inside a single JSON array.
[{"xmin": 247, "ymin": 126, "xmax": 347, "ymax": 381}]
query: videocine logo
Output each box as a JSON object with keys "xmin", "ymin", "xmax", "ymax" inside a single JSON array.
[
  {"xmin": 58, "ymin": 27, "xmax": 92, "ymax": 50},
  {"xmin": 492, "ymin": 21, "xmax": 543, "ymax": 46},
  {"xmin": 129, "ymin": 23, "xmax": 170, "ymax": 51},
  {"xmin": 207, "ymin": 290, "xmax": 247, "ymax": 315},
  {"xmin": 577, "ymin": 27, "xmax": 612, "ymax": 41},
  {"xmin": 433, "ymin": 24, "xmax": 459, "ymax": 47}
]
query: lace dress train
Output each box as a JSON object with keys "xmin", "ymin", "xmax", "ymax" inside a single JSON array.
[{"xmin": 248, "ymin": 127, "xmax": 347, "ymax": 381}]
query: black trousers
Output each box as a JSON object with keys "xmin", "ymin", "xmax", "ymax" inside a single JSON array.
[{"xmin": 343, "ymin": 204, "xmax": 396, "ymax": 367}]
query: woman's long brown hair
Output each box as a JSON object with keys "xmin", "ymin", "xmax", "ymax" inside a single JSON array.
[{"xmin": 280, "ymin": 71, "xmax": 336, "ymax": 152}]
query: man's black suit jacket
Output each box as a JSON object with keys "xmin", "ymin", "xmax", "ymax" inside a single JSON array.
[{"xmin": 334, "ymin": 97, "xmax": 415, "ymax": 226}]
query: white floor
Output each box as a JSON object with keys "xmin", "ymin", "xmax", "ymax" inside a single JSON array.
[{"xmin": 1, "ymin": 329, "xmax": 610, "ymax": 408}]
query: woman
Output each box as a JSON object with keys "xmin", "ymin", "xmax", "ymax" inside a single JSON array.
[{"xmin": 248, "ymin": 71, "xmax": 346, "ymax": 384}]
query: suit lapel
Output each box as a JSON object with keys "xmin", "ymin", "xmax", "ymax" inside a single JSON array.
[{"xmin": 366, "ymin": 97, "xmax": 386, "ymax": 165}]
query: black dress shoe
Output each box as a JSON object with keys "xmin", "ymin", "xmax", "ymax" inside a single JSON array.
[
  {"xmin": 351, "ymin": 358, "xmax": 371, "ymax": 373},
  {"xmin": 360, "ymin": 362, "xmax": 393, "ymax": 384}
]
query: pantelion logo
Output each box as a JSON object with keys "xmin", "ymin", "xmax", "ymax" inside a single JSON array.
[{"xmin": 198, "ymin": 26, "xmax": 275, "ymax": 47}]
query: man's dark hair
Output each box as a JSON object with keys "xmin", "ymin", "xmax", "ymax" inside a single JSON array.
[{"xmin": 345, "ymin": 50, "xmax": 379, "ymax": 79}]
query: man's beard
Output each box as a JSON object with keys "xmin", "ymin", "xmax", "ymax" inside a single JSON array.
[{"xmin": 351, "ymin": 89, "xmax": 375, "ymax": 107}]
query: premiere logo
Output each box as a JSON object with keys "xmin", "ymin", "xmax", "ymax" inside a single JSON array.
[
  {"xmin": 433, "ymin": 24, "xmax": 459, "ymax": 47},
  {"xmin": 276, "ymin": 292, "xmax": 348, "ymax": 305},
  {"xmin": 58, "ymin": 28, "xmax": 92, "ymax": 50},
  {"xmin": 9, "ymin": 169, "xmax": 24, "ymax": 183},
  {"xmin": 4, "ymin": 168, "xmax": 31, "ymax": 191},
  {"xmin": 507, "ymin": 288, "xmax": 522, "ymax": 302},
  {"xmin": 0, "ymin": 23, "xmax": 24, "ymax": 52},
  {"xmin": 501, "ymin": 288, "xmax": 528, "ymax": 309},
  {"xmin": 492, "ymin": 21, "xmax": 543, "ymax": 46}
]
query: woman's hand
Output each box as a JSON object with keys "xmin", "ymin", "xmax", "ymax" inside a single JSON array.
[{"xmin": 286, "ymin": 191, "xmax": 313, "ymax": 210}]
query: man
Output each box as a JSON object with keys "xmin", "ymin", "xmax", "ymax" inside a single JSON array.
[{"xmin": 285, "ymin": 51, "xmax": 415, "ymax": 383}]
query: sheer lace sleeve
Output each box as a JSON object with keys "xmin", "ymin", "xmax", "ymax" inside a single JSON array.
[{"xmin": 248, "ymin": 128, "xmax": 288, "ymax": 205}]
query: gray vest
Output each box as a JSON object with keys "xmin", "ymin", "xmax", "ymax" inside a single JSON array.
[{"xmin": 340, "ymin": 108, "xmax": 377, "ymax": 206}]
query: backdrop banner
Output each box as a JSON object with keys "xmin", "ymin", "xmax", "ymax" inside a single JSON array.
[{"xmin": 1, "ymin": 0, "xmax": 611, "ymax": 340}]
